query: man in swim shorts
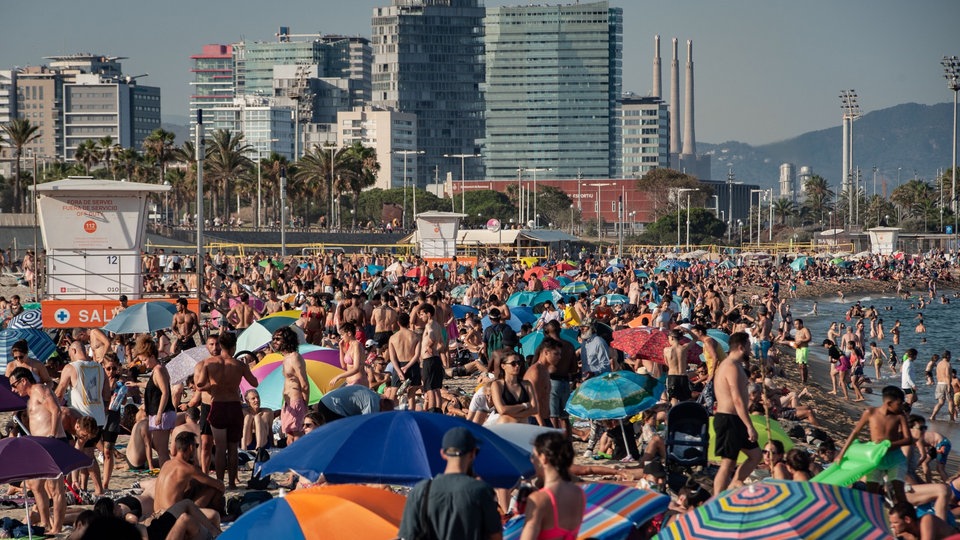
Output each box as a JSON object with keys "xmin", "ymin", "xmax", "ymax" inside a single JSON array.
[
  {"xmin": 787, "ymin": 319, "xmax": 811, "ymax": 385},
  {"xmin": 712, "ymin": 332, "xmax": 761, "ymax": 496}
]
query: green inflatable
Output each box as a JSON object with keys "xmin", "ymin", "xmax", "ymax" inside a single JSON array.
[
  {"xmin": 707, "ymin": 414, "xmax": 793, "ymax": 464},
  {"xmin": 812, "ymin": 440, "xmax": 891, "ymax": 486}
]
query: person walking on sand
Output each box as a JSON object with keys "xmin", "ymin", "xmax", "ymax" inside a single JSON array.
[
  {"xmin": 275, "ymin": 327, "xmax": 309, "ymax": 444},
  {"xmin": 782, "ymin": 319, "xmax": 811, "ymax": 385},
  {"xmin": 930, "ymin": 354, "xmax": 953, "ymax": 422},
  {"xmin": 193, "ymin": 332, "xmax": 258, "ymax": 489},
  {"xmin": 902, "ymin": 348, "xmax": 918, "ymax": 406},
  {"xmin": 712, "ymin": 332, "xmax": 761, "ymax": 496}
]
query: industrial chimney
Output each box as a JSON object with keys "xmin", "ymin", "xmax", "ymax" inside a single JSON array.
[
  {"xmin": 652, "ymin": 35, "xmax": 661, "ymax": 99},
  {"xmin": 681, "ymin": 40, "xmax": 696, "ymax": 157},
  {"xmin": 669, "ymin": 38, "xmax": 680, "ymax": 156}
]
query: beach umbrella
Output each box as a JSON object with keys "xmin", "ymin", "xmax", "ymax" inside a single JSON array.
[
  {"xmin": 592, "ymin": 294, "xmax": 630, "ymax": 306},
  {"xmin": 510, "ymin": 306, "xmax": 539, "ymax": 325},
  {"xmin": 258, "ymin": 259, "xmax": 284, "ymax": 269},
  {"xmin": 555, "ymin": 261, "xmax": 576, "ymax": 272},
  {"xmin": 364, "ymin": 264, "xmax": 385, "ymax": 275},
  {"xmin": 0, "ymin": 436, "xmax": 93, "ymax": 539},
  {"xmin": 481, "ymin": 312, "xmax": 523, "ymax": 332},
  {"xmin": 253, "ymin": 346, "xmax": 341, "ymax": 370},
  {"xmin": 0, "ymin": 379, "xmax": 25, "ymax": 412},
  {"xmin": 657, "ymin": 480, "xmax": 890, "ymax": 540},
  {"xmin": 243, "ymin": 360, "xmax": 341, "ymax": 410},
  {"xmin": 565, "ymin": 371, "xmax": 663, "ymax": 421},
  {"xmin": 604, "ymin": 266, "xmax": 623, "ymax": 274},
  {"xmin": 166, "ymin": 346, "xmax": 212, "ymax": 385},
  {"xmin": 450, "ymin": 284, "xmax": 469, "ymax": 299},
  {"xmin": 562, "ymin": 281, "xmax": 591, "ymax": 295},
  {"xmin": 541, "ymin": 276, "xmax": 562, "ymax": 290},
  {"xmin": 519, "ymin": 257, "xmax": 540, "ymax": 268},
  {"xmin": 707, "ymin": 415, "xmax": 793, "ymax": 465},
  {"xmin": 504, "ymin": 483, "xmax": 670, "ymax": 540},
  {"xmin": 452, "ymin": 304, "xmax": 479, "ymax": 319},
  {"xmin": 102, "ymin": 301, "xmax": 176, "ymax": 334},
  {"xmin": 519, "ymin": 328, "xmax": 581, "ymax": 357},
  {"xmin": 260, "ymin": 411, "xmax": 534, "ymax": 488},
  {"xmin": 0, "ymin": 329, "xmax": 57, "ymax": 366},
  {"xmin": 485, "ymin": 424, "xmax": 563, "ymax": 453},
  {"xmin": 523, "ymin": 266, "xmax": 548, "ymax": 280},
  {"xmin": 219, "ymin": 484, "xmax": 405, "ymax": 540},
  {"xmin": 262, "ymin": 310, "xmax": 303, "ymax": 321},
  {"xmin": 611, "ymin": 327, "xmax": 701, "ymax": 364},
  {"xmin": 655, "ymin": 259, "xmax": 690, "ymax": 272},
  {"xmin": 7, "ymin": 309, "xmax": 41, "ymax": 330},
  {"xmin": 532, "ymin": 290, "xmax": 563, "ymax": 306},
  {"xmin": 237, "ymin": 320, "xmax": 305, "ymax": 352},
  {"xmin": 230, "ymin": 294, "xmax": 267, "ymax": 313},
  {"xmin": 404, "ymin": 267, "xmax": 420, "ymax": 278},
  {"xmin": 555, "ymin": 276, "xmax": 573, "ymax": 286},
  {"xmin": 706, "ymin": 329, "xmax": 729, "ymax": 343},
  {"xmin": 634, "ymin": 269, "xmax": 650, "ymax": 279},
  {"xmin": 830, "ymin": 257, "xmax": 846, "ymax": 265},
  {"xmin": 718, "ymin": 259, "xmax": 738, "ymax": 269},
  {"xmin": 789, "ymin": 256, "xmax": 813, "ymax": 272},
  {"xmin": 507, "ymin": 291, "xmax": 540, "ymax": 307}
]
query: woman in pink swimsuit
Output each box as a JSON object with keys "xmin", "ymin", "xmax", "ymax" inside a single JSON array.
[
  {"xmin": 520, "ymin": 432, "xmax": 585, "ymax": 540},
  {"xmin": 330, "ymin": 321, "xmax": 368, "ymax": 388}
]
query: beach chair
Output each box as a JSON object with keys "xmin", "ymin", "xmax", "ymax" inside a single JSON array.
[{"xmin": 664, "ymin": 401, "xmax": 710, "ymax": 472}]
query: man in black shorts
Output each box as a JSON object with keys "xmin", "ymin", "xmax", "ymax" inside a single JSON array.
[
  {"xmin": 389, "ymin": 313, "xmax": 422, "ymax": 410},
  {"xmin": 712, "ymin": 331, "xmax": 761, "ymax": 495},
  {"xmin": 418, "ymin": 304, "xmax": 445, "ymax": 412},
  {"xmin": 665, "ymin": 374, "xmax": 691, "ymax": 403}
]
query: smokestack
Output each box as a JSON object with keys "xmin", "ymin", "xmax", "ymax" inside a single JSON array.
[
  {"xmin": 681, "ymin": 39, "xmax": 696, "ymax": 157},
  {"xmin": 669, "ymin": 37, "xmax": 680, "ymax": 155},
  {"xmin": 652, "ymin": 35, "xmax": 661, "ymax": 99}
]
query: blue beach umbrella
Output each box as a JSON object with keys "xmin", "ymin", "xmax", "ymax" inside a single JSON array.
[
  {"xmin": 451, "ymin": 304, "xmax": 479, "ymax": 319},
  {"xmin": 593, "ymin": 294, "xmax": 630, "ymax": 306},
  {"xmin": 634, "ymin": 269, "xmax": 650, "ymax": 279},
  {"xmin": 481, "ymin": 312, "xmax": 523, "ymax": 332},
  {"xmin": 0, "ymin": 328, "xmax": 57, "ymax": 369},
  {"xmin": 510, "ymin": 306, "xmax": 539, "ymax": 325},
  {"xmin": 565, "ymin": 371, "xmax": 663, "ymax": 421},
  {"xmin": 260, "ymin": 411, "xmax": 534, "ymax": 488},
  {"xmin": 7, "ymin": 309, "xmax": 41, "ymax": 330},
  {"xmin": 102, "ymin": 301, "xmax": 177, "ymax": 334},
  {"xmin": 790, "ymin": 256, "xmax": 813, "ymax": 272},
  {"xmin": 449, "ymin": 284, "xmax": 469, "ymax": 299},
  {"xmin": 506, "ymin": 291, "xmax": 539, "ymax": 307},
  {"xmin": 519, "ymin": 328, "xmax": 581, "ymax": 357}
]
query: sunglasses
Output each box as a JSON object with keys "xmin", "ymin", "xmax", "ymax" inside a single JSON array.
[
  {"xmin": 303, "ymin": 422, "xmax": 316, "ymax": 428},
  {"xmin": 12, "ymin": 354, "xmax": 25, "ymax": 360},
  {"xmin": 9, "ymin": 378, "xmax": 24, "ymax": 388},
  {"xmin": 503, "ymin": 361, "xmax": 521, "ymax": 367}
]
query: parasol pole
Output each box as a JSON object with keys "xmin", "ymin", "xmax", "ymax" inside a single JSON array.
[{"xmin": 619, "ymin": 418, "xmax": 635, "ymax": 461}]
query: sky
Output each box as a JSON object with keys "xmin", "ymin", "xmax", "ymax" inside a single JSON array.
[{"xmin": 2, "ymin": 0, "xmax": 958, "ymax": 146}]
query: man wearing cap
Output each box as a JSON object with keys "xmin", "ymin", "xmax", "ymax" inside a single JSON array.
[{"xmin": 398, "ymin": 427, "xmax": 502, "ymax": 540}]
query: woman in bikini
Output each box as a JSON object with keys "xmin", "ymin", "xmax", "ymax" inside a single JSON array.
[
  {"xmin": 490, "ymin": 351, "xmax": 538, "ymax": 424},
  {"xmin": 302, "ymin": 294, "xmax": 325, "ymax": 345},
  {"xmin": 520, "ymin": 432, "xmax": 585, "ymax": 540},
  {"xmin": 330, "ymin": 322, "xmax": 368, "ymax": 388}
]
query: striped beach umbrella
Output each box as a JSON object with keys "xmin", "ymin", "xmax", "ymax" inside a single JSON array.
[
  {"xmin": 237, "ymin": 320, "xmax": 305, "ymax": 352},
  {"xmin": 565, "ymin": 370, "xmax": 663, "ymax": 420},
  {"xmin": 0, "ymin": 328, "xmax": 56, "ymax": 364},
  {"xmin": 504, "ymin": 483, "xmax": 669, "ymax": 540},
  {"xmin": 592, "ymin": 294, "xmax": 630, "ymax": 306},
  {"xmin": 7, "ymin": 309, "xmax": 41, "ymax": 330},
  {"xmin": 657, "ymin": 480, "xmax": 890, "ymax": 540},
  {"xmin": 219, "ymin": 485, "xmax": 405, "ymax": 540},
  {"xmin": 561, "ymin": 281, "xmax": 591, "ymax": 295}
]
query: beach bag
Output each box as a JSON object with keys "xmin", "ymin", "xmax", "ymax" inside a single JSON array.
[
  {"xmin": 226, "ymin": 491, "xmax": 272, "ymax": 520},
  {"xmin": 247, "ymin": 448, "xmax": 272, "ymax": 490}
]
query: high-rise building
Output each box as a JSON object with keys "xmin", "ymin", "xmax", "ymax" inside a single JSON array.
[
  {"xmin": 0, "ymin": 71, "xmax": 15, "ymax": 125},
  {"xmin": 337, "ymin": 106, "xmax": 418, "ymax": 190},
  {"xmin": 62, "ymin": 73, "xmax": 161, "ymax": 160},
  {"xmin": 7, "ymin": 67, "xmax": 62, "ymax": 160},
  {"xmin": 208, "ymin": 96, "xmax": 295, "ymax": 160},
  {"xmin": 190, "ymin": 44, "xmax": 235, "ymax": 139},
  {"xmin": 621, "ymin": 94, "xmax": 669, "ymax": 178},
  {"xmin": 371, "ymin": 0, "xmax": 485, "ymax": 187},
  {"xmin": 483, "ymin": 1, "xmax": 622, "ymax": 179}
]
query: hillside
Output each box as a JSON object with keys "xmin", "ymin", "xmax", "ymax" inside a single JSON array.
[{"xmin": 702, "ymin": 102, "xmax": 954, "ymax": 190}]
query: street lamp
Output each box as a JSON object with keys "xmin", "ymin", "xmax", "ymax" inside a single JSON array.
[
  {"xmin": 750, "ymin": 189, "xmax": 763, "ymax": 246},
  {"xmin": 524, "ymin": 167, "xmax": 552, "ymax": 228},
  {"xmin": 395, "ymin": 150, "xmax": 424, "ymax": 229},
  {"xmin": 737, "ymin": 219, "xmax": 743, "ymax": 245},
  {"xmin": 943, "ymin": 55, "xmax": 959, "ymax": 241},
  {"xmin": 444, "ymin": 153, "xmax": 480, "ymax": 214},
  {"xmin": 677, "ymin": 188, "xmax": 696, "ymax": 249},
  {"xmin": 588, "ymin": 183, "xmax": 611, "ymax": 237},
  {"xmin": 163, "ymin": 180, "xmax": 171, "ymax": 228}
]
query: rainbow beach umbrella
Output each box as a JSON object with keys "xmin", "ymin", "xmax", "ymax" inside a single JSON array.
[
  {"xmin": 656, "ymin": 479, "xmax": 890, "ymax": 540},
  {"xmin": 504, "ymin": 483, "xmax": 668, "ymax": 540},
  {"xmin": 218, "ymin": 484, "xmax": 405, "ymax": 540}
]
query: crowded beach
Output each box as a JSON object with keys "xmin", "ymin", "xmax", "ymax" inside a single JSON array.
[{"xmin": 0, "ymin": 244, "xmax": 957, "ymax": 539}]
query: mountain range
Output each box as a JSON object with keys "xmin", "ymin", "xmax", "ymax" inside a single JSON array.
[
  {"xmin": 701, "ymin": 102, "xmax": 955, "ymax": 193},
  {"xmin": 161, "ymin": 102, "xmax": 956, "ymax": 194}
]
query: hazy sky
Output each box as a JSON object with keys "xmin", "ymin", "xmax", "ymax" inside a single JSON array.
[{"xmin": 3, "ymin": 0, "xmax": 957, "ymax": 145}]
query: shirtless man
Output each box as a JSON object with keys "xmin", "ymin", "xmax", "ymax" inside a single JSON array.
[
  {"xmin": 388, "ymin": 313, "xmax": 422, "ymax": 410},
  {"xmin": 712, "ymin": 332, "xmax": 761, "ymax": 496},
  {"xmin": 783, "ymin": 319, "xmax": 812, "ymax": 385},
  {"xmin": 340, "ymin": 294, "xmax": 367, "ymax": 340},
  {"xmin": 149, "ymin": 432, "xmax": 223, "ymax": 540},
  {"xmin": 275, "ymin": 327, "xmax": 309, "ymax": 444},
  {"xmin": 418, "ymin": 304, "xmax": 445, "ymax": 412},
  {"xmin": 930, "ymin": 354, "xmax": 953, "ymax": 422},
  {"xmin": 664, "ymin": 329, "xmax": 691, "ymax": 405},
  {"xmin": 9, "ymin": 367, "xmax": 67, "ymax": 534},
  {"xmin": 688, "ymin": 325, "xmax": 724, "ymax": 411},
  {"xmin": 535, "ymin": 333, "xmax": 574, "ymax": 433},
  {"xmin": 371, "ymin": 293, "xmax": 399, "ymax": 348},
  {"xmin": 262, "ymin": 288, "xmax": 284, "ymax": 315},
  {"xmin": 524, "ymin": 340, "xmax": 551, "ymax": 428},
  {"xmin": 194, "ymin": 332, "xmax": 258, "ymax": 488},
  {"xmin": 226, "ymin": 292, "xmax": 258, "ymax": 331},
  {"xmin": 4, "ymin": 339, "xmax": 53, "ymax": 385},
  {"xmin": 172, "ymin": 298, "xmax": 201, "ymax": 353},
  {"xmin": 754, "ymin": 307, "xmax": 774, "ymax": 369}
]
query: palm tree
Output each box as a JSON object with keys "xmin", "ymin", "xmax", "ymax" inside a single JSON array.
[
  {"xmin": 257, "ymin": 153, "xmax": 289, "ymax": 226},
  {"xmin": 0, "ymin": 119, "xmax": 40, "ymax": 212},
  {"xmin": 74, "ymin": 139, "xmax": 102, "ymax": 176},
  {"xmin": 343, "ymin": 142, "xmax": 380, "ymax": 228},
  {"xmin": 143, "ymin": 128, "xmax": 176, "ymax": 183},
  {"xmin": 114, "ymin": 147, "xmax": 141, "ymax": 182},
  {"xmin": 98, "ymin": 136, "xmax": 122, "ymax": 179},
  {"xmin": 772, "ymin": 197, "xmax": 796, "ymax": 226},
  {"xmin": 205, "ymin": 129, "xmax": 252, "ymax": 221},
  {"xmin": 802, "ymin": 174, "xmax": 834, "ymax": 225},
  {"xmin": 294, "ymin": 144, "xmax": 351, "ymax": 229}
]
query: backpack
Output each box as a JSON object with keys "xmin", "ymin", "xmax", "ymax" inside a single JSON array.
[
  {"xmin": 226, "ymin": 491, "xmax": 273, "ymax": 521},
  {"xmin": 247, "ymin": 448, "xmax": 272, "ymax": 490},
  {"xmin": 486, "ymin": 325, "xmax": 505, "ymax": 359}
]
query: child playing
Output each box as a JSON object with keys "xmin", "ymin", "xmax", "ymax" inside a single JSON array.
[{"xmin": 837, "ymin": 386, "xmax": 913, "ymax": 505}]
